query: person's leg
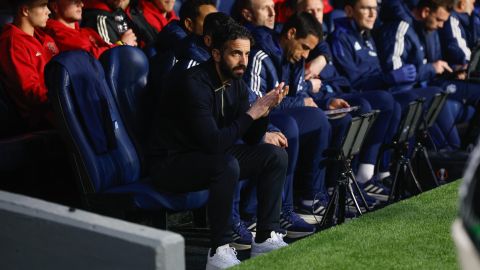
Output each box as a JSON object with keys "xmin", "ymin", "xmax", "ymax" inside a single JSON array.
[
  {"xmin": 227, "ymin": 144, "xmax": 288, "ymax": 243},
  {"xmin": 150, "ymin": 152, "xmax": 239, "ymax": 251},
  {"xmin": 271, "ymin": 111, "xmax": 316, "ymax": 236},
  {"xmin": 280, "ymin": 107, "xmax": 331, "ymax": 201},
  {"xmin": 270, "ymin": 112, "xmax": 300, "ymax": 212}
]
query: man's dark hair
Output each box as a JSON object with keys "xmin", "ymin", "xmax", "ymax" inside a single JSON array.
[
  {"xmin": 231, "ymin": 0, "xmax": 250, "ymax": 23},
  {"xmin": 211, "ymin": 23, "xmax": 254, "ymax": 50},
  {"xmin": 280, "ymin": 12, "xmax": 323, "ymax": 42},
  {"xmin": 416, "ymin": 0, "xmax": 455, "ymax": 12},
  {"xmin": 344, "ymin": 0, "xmax": 358, "ymax": 7},
  {"xmin": 179, "ymin": 0, "xmax": 216, "ymax": 26},
  {"xmin": 203, "ymin": 12, "xmax": 236, "ymax": 36}
]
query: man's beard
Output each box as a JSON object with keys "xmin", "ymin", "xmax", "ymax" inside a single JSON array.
[{"xmin": 220, "ymin": 58, "xmax": 246, "ymax": 80}]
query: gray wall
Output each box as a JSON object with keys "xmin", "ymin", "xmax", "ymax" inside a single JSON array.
[{"xmin": 0, "ymin": 191, "xmax": 185, "ymax": 270}]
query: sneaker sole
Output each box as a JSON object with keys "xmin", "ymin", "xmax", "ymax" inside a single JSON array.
[
  {"xmin": 230, "ymin": 242, "xmax": 251, "ymax": 250},
  {"xmin": 286, "ymin": 230, "xmax": 315, "ymax": 238},
  {"xmin": 366, "ymin": 192, "xmax": 389, "ymax": 202},
  {"xmin": 297, "ymin": 213, "xmax": 323, "ymax": 224}
]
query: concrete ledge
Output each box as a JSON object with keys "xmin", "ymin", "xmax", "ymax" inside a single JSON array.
[{"xmin": 0, "ymin": 191, "xmax": 185, "ymax": 270}]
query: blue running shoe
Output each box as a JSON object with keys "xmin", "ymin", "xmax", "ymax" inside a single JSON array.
[
  {"xmin": 359, "ymin": 177, "xmax": 390, "ymax": 202},
  {"xmin": 280, "ymin": 210, "xmax": 316, "ymax": 238},
  {"xmin": 231, "ymin": 221, "xmax": 253, "ymax": 250},
  {"xmin": 296, "ymin": 193, "xmax": 329, "ymax": 225}
]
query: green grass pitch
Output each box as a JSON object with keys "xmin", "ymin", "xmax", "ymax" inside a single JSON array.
[{"xmin": 235, "ymin": 180, "xmax": 462, "ymax": 270}]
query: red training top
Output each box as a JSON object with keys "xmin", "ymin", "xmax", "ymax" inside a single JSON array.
[
  {"xmin": 139, "ymin": 0, "xmax": 178, "ymax": 33},
  {"xmin": 0, "ymin": 24, "xmax": 59, "ymax": 127},
  {"xmin": 45, "ymin": 19, "xmax": 115, "ymax": 59}
]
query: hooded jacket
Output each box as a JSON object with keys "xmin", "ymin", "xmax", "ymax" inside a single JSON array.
[
  {"xmin": 45, "ymin": 19, "xmax": 114, "ymax": 59},
  {"xmin": 139, "ymin": 0, "xmax": 178, "ymax": 33},
  {"xmin": 244, "ymin": 25, "xmax": 332, "ymax": 110},
  {"xmin": 82, "ymin": 0, "xmax": 157, "ymax": 47},
  {"xmin": 150, "ymin": 59, "xmax": 269, "ymax": 155},
  {"xmin": 0, "ymin": 24, "xmax": 58, "ymax": 128},
  {"xmin": 329, "ymin": 18, "xmax": 400, "ymax": 91},
  {"xmin": 375, "ymin": 1, "xmax": 437, "ymax": 84}
]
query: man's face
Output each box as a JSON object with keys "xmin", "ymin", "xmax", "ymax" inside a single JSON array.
[
  {"xmin": 284, "ymin": 32, "xmax": 318, "ymax": 64},
  {"xmin": 191, "ymin": 4, "xmax": 217, "ymax": 35},
  {"xmin": 348, "ymin": 0, "xmax": 377, "ymax": 30},
  {"xmin": 26, "ymin": 1, "xmax": 51, "ymax": 28},
  {"xmin": 106, "ymin": 0, "xmax": 130, "ymax": 10},
  {"xmin": 218, "ymin": 38, "xmax": 250, "ymax": 80},
  {"xmin": 54, "ymin": 0, "xmax": 84, "ymax": 22},
  {"xmin": 154, "ymin": 0, "xmax": 175, "ymax": 13},
  {"xmin": 422, "ymin": 6, "xmax": 450, "ymax": 31},
  {"xmin": 299, "ymin": 0, "xmax": 324, "ymax": 24},
  {"xmin": 246, "ymin": 0, "xmax": 275, "ymax": 29}
]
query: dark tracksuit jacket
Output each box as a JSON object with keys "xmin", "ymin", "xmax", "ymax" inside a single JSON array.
[
  {"xmin": 439, "ymin": 10, "xmax": 479, "ymax": 66},
  {"xmin": 150, "ymin": 59, "xmax": 269, "ymax": 156},
  {"xmin": 244, "ymin": 25, "xmax": 332, "ymax": 110},
  {"xmin": 82, "ymin": 0, "xmax": 157, "ymax": 47}
]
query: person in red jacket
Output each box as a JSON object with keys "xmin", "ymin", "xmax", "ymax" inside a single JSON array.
[
  {"xmin": 0, "ymin": 0, "xmax": 59, "ymax": 130},
  {"xmin": 139, "ymin": 0, "xmax": 178, "ymax": 32},
  {"xmin": 45, "ymin": 0, "xmax": 116, "ymax": 59}
]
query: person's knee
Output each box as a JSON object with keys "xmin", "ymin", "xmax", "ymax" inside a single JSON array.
[
  {"xmin": 210, "ymin": 154, "xmax": 241, "ymax": 183},
  {"xmin": 261, "ymin": 144, "xmax": 288, "ymax": 172}
]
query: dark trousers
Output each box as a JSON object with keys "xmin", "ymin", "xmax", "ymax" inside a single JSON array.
[{"xmin": 150, "ymin": 143, "xmax": 287, "ymax": 248}]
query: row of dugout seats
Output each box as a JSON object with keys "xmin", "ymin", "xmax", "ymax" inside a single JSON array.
[{"xmin": 43, "ymin": 47, "xmax": 209, "ymax": 228}]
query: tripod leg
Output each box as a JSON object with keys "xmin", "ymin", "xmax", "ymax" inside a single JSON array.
[
  {"xmin": 320, "ymin": 185, "xmax": 339, "ymax": 228},
  {"xmin": 337, "ymin": 180, "xmax": 347, "ymax": 224},
  {"xmin": 389, "ymin": 159, "xmax": 403, "ymax": 202},
  {"xmin": 347, "ymin": 181, "xmax": 363, "ymax": 215},
  {"xmin": 349, "ymin": 173, "xmax": 370, "ymax": 211},
  {"xmin": 421, "ymin": 146, "xmax": 440, "ymax": 186},
  {"xmin": 406, "ymin": 160, "xmax": 423, "ymax": 193}
]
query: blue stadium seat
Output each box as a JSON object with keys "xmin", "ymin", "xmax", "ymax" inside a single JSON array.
[
  {"xmin": 0, "ymin": 9, "xmax": 13, "ymax": 30},
  {"xmin": 45, "ymin": 50, "xmax": 208, "ymax": 226}
]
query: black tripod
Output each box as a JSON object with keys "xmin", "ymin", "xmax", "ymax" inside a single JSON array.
[
  {"xmin": 389, "ymin": 99, "xmax": 425, "ymax": 202},
  {"xmin": 320, "ymin": 112, "xmax": 378, "ymax": 228},
  {"xmin": 412, "ymin": 92, "xmax": 449, "ymax": 187}
]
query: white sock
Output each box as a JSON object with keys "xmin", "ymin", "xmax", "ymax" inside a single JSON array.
[
  {"xmin": 378, "ymin": 171, "xmax": 391, "ymax": 180},
  {"xmin": 355, "ymin": 163, "xmax": 375, "ymax": 183}
]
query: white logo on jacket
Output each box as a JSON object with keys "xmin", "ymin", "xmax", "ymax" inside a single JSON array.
[{"xmin": 354, "ymin": 42, "xmax": 362, "ymax": 51}]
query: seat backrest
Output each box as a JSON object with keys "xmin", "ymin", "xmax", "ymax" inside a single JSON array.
[
  {"xmin": 45, "ymin": 50, "xmax": 141, "ymax": 194},
  {"xmin": 100, "ymin": 46, "xmax": 149, "ymax": 141},
  {"xmin": 99, "ymin": 46, "xmax": 151, "ymax": 172},
  {"xmin": 0, "ymin": 9, "xmax": 13, "ymax": 31}
]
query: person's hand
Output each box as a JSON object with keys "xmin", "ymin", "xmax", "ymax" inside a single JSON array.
[
  {"xmin": 303, "ymin": 97, "xmax": 318, "ymax": 107},
  {"xmin": 247, "ymin": 83, "xmax": 285, "ymax": 119},
  {"xmin": 277, "ymin": 85, "xmax": 289, "ymax": 104},
  {"xmin": 389, "ymin": 64, "xmax": 417, "ymax": 83},
  {"xmin": 432, "ymin": 60, "xmax": 453, "ymax": 74},
  {"xmin": 264, "ymin": 132, "xmax": 288, "ymax": 148},
  {"xmin": 309, "ymin": 78, "xmax": 322, "ymax": 93},
  {"xmin": 120, "ymin": 29, "xmax": 138, "ymax": 46},
  {"xmin": 328, "ymin": 98, "xmax": 350, "ymax": 110},
  {"xmin": 305, "ymin": 55, "xmax": 327, "ymax": 80}
]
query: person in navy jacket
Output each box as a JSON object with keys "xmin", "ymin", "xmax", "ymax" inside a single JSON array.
[
  {"xmin": 377, "ymin": 0, "xmax": 480, "ymax": 149},
  {"xmin": 331, "ymin": 0, "xmax": 459, "ymax": 150},
  {"xmin": 439, "ymin": 0, "xmax": 478, "ymax": 66},
  {"xmin": 245, "ymin": 12, "xmax": 388, "ymax": 216},
  {"xmin": 297, "ymin": 0, "xmax": 400, "ymax": 199}
]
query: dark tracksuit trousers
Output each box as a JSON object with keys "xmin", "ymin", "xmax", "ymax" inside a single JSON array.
[{"xmin": 150, "ymin": 143, "xmax": 287, "ymax": 249}]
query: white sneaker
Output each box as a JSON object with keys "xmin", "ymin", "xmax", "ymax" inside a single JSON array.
[
  {"xmin": 205, "ymin": 244, "xmax": 241, "ymax": 270},
  {"xmin": 251, "ymin": 231, "xmax": 288, "ymax": 257}
]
